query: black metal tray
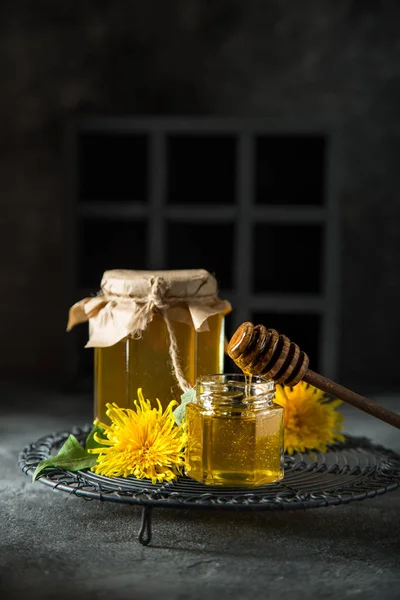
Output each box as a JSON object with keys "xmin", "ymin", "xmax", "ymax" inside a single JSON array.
[{"xmin": 18, "ymin": 425, "xmax": 400, "ymax": 545}]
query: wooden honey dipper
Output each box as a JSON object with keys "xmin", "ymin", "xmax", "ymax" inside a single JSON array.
[{"xmin": 227, "ymin": 322, "xmax": 400, "ymax": 430}]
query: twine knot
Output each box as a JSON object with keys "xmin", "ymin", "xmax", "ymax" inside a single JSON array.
[{"xmin": 146, "ymin": 276, "xmax": 169, "ymax": 311}]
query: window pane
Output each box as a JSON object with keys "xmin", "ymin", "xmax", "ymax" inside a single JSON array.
[
  {"xmin": 253, "ymin": 224, "xmax": 324, "ymax": 293},
  {"xmin": 255, "ymin": 135, "xmax": 326, "ymax": 205},
  {"xmin": 78, "ymin": 133, "xmax": 148, "ymax": 202},
  {"xmin": 167, "ymin": 134, "xmax": 236, "ymax": 204}
]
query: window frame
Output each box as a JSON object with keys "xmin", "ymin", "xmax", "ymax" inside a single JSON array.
[{"xmin": 63, "ymin": 116, "xmax": 341, "ymax": 382}]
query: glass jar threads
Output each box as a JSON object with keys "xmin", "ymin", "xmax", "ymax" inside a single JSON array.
[
  {"xmin": 185, "ymin": 374, "xmax": 284, "ymax": 487},
  {"xmin": 67, "ymin": 269, "xmax": 231, "ymax": 422}
]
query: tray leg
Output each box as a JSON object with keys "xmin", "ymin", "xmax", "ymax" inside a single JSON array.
[{"xmin": 138, "ymin": 506, "xmax": 153, "ymax": 546}]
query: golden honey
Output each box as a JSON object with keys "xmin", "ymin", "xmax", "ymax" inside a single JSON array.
[
  {"xmin": 94, "ymin": 312, "xmax": 225, "ymax": 422},
  {"xmin": 185, "ymin": 374, "xmax": 284, "ymax": 486}
]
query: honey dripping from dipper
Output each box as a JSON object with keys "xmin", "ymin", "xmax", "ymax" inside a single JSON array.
[{"xmin": 227, "ymin": 322, "xmax": 400, "ymax": 430}]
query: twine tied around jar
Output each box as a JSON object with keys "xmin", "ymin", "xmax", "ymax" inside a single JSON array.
[{"xmin": 67, "ymin": 269, "xmax": 231, "ymax": 394}]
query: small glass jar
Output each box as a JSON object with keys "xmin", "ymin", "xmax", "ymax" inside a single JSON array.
[{"xmin": 185, "ymin": 374, "xmax": 284, "ymax": 487}]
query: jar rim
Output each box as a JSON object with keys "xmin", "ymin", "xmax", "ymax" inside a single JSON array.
[
  {"xmin": 196, "ymin": 373, "xmax": 274, "ymax": 387},
  {"xmin": 195, "ymin": 373, "xmax": 275, "ymax": 406}
]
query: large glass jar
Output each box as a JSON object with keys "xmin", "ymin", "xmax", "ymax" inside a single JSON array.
[
  {"xmin": 185, "ymin": 374, "xmax": 284, "ymax": 487},
  {"xmin": 67, "ymin": 269, "xmax": 231, "ymax": 422}
]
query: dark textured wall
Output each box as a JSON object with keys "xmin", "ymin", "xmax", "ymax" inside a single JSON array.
[{"xmin": 1, "ymin": 0, "xmax": 400, "ymax": 390}]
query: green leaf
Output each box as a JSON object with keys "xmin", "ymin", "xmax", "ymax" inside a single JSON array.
[
  {"xmin": 32, "ymin": 434, "xmax": 97, "ymax": 482},
  {"xmin": 85, "ymin": 424, "xmax": 105, "ymax": 450},
  {"xmin": 173, "ymin": 388, "xmax": 196, "ymax": 425}
]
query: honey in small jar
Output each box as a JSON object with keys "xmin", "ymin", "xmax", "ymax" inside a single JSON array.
[
  {"xmin": 185, "ymin": 374, "xmax": 284, "ymax": 487},
  {"xmin": 67, "ymin": 269, "xmax": 230, "ymax": 422}
]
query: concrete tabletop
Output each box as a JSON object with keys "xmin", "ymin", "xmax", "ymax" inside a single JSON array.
[{"xmin": 1, "ymin": 383, "xmax": 399, "ymax": 600}]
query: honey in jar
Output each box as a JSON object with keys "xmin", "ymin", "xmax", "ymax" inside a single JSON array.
[
  {"xmin": 185, "ymin": 374, "xmax": 284, "ymax": 486},
  {"xmin": 67, "ymin": 269, "xmax": 230, "ymax": 422}
]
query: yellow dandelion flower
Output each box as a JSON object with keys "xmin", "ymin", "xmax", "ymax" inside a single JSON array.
[
  {"xmin": 274, "ymin": 381, "xmax": 344, "ymax": 455},
  {"xmin": 89, "ymin": 389, "xmax": 187, "ymax": 483}
]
